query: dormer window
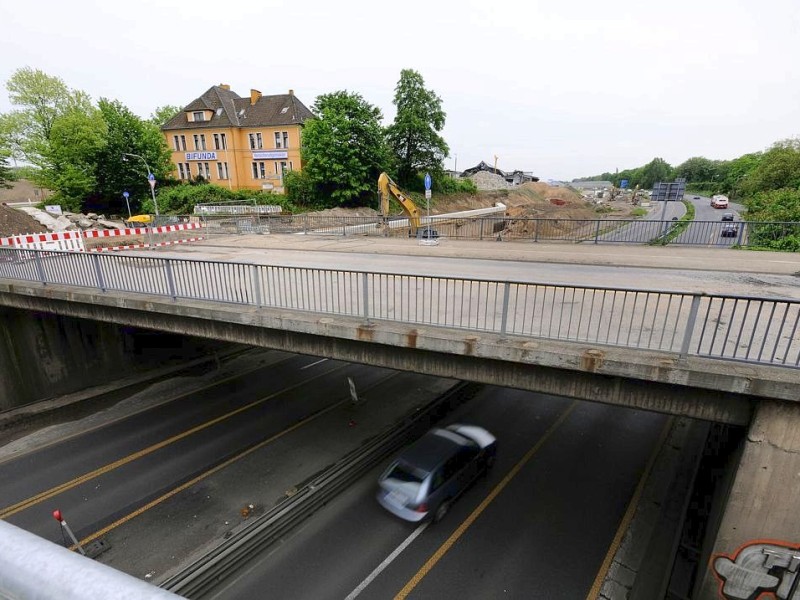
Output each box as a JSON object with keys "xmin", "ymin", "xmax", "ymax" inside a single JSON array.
[{"xmin": 193, "ymin": 111, "xmax": 205, "ymax": 122}]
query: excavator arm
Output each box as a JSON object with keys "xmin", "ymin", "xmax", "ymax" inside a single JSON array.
[{"xmin": 378, "ymin": 172, "xmax": 422, "ymax": 232}]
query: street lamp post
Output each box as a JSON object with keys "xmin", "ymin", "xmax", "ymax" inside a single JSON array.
[{"xmin": 122, "ymin": 153, "xmax": 159, "ymax": 217}]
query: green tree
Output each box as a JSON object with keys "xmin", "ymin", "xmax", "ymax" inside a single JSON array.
[
  {"xmin": 39, "ymin": 104, "xmax": 107, "ymax": 210},
  {"xmin": 638, "ymin": 158, "xmax": 674, "ymax": 188},
  {"xmin": 4, "ymin": 67, "xmax": 72, "ymax": 167},
  {"xmin": 0, "ymin": 153, "xmax": 13, "ymax": 188},
  {"xmin": 675, "ymin": 156, "xmax": 722, "ymax": 183},
  {"xmin": 93, "ymin": 98, "xmax": 173, "ymax": 213},
  {"xmin": 149, "ymin": 105, "xmax": 182, "ymax": 126},
  {"xmin": 386, "ymin": 69, "xmax": 449, "ymax": 187},
  {"xmin": 0, "ymin": 111, "xmax": 28, "ymax": 166},
  {"xmin": 739, "ymin": 139, "xmax": 800, "ymax": 197},
  {"xmin": 300, "ymin": 91, "xmax": 390, "ymax": 206}
]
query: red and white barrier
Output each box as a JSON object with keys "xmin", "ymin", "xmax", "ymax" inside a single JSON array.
[
  {"xmin": 1, "ymin": 231, "xmax": 86, "ymax": 252},
  {"xmin": 82, "ymin": 223, "xmax": 203, "ymax": 239},
  {"xmin": 0, "ymin": 223, "xmax": 204, "ymax": 252}
]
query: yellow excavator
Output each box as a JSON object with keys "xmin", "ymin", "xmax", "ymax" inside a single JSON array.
[{"xmin": 378, "ymin": 172, "xmax": 422, "ymax": 233}]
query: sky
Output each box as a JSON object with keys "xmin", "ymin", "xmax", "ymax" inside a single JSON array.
[{"xmin": 1, "ymin": 0, "xmax": 798, "ymax": 181}]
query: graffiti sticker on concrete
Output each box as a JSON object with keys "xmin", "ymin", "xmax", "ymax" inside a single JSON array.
[{"xmin": 712, "ymin": 540, "xmax": 800, "ymax": 599}]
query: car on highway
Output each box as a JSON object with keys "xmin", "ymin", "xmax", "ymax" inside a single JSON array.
[
  {"xmin": 721, "ymin": 212, "xmax": 735, "ymax": 221},
  {"xmin": 692, "ymin": 195, "xmax": 700, "ymax": 200},
  {"xmin": 721, "ymin": 223, "xmax": 739, "ymax": 237},
  {"xmin": 711, "ymin": 195, "xmax": 729, "ymax": 209},
  {"xmin": 376, "ymin": 424, "xmax": 497, "ymax": 523}
]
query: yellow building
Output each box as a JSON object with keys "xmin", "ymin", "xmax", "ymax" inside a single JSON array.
[{"xmin": 161, "ymin": 84, "xmax": 314, "ymax": 192}]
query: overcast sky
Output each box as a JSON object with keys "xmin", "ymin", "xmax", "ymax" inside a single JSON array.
[{"xmin": 1, "ymin": 0, "xmax": 798, "ymax": 180}]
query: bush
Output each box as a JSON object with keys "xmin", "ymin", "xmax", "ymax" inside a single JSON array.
[
  {"xmin": 284, "ymin": 170, "xmax": 321, "ymax": 209},
  {"xmin": 143, "ymin": 182, "xmax": 296, "ymax": 215},
  {"xmin": 435, "ymin": 176, "xmax": 477, "ymax": 194}
]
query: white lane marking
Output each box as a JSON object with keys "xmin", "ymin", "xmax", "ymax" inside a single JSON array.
[
  {"xmin": 344, "ymin": 522, "xmax": 429, "ymax": 600},
  {"xmin": 300, "ymin": 358, "xmax": 329, "ymax": 370}
]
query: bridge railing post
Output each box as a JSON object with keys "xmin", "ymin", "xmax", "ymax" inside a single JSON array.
[
  {"xmin": 361, "ymin": 272, "xmax": 370, "ymax": 322},
  {"xmin": 500, "ymin": 282, "xmax": 511, "ymax": 335},
  {"xmin": 680, "ymin": 295, "xmax": 703, "ymax": 357},
  {"xmin": 91, "ymin": 253, "xmax": 106, "ymax": 292},
  {"xmin": 164, "ymin": 259, "xmax": 177, "ymax": 301},
  {"xmin": 594, "ymin": 220, "xmax": 601, "ymax": 244},
  {"xmin": 33, "ymin": 250, "xmax": 46, "ymax": 284},
  {"xmin": 251, "ymin": 265, "xmax": 262, "ymax": 308}
]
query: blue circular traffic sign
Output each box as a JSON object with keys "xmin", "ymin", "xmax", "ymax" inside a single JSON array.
[
  {"xmin": 424, "ymin": 173, "xmax": 432, "ymax": 190},
  {"xmin": 122, "ymin": 191, "xmax": 129, "ymax": 198}
]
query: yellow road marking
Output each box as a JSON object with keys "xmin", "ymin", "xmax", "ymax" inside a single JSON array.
[
  {"xmin": 584, "ymin": 416, "xmax": 674, "ymax": 600},
  {"xmin": 74, "ymin": 372, "xmax": 399, "ymax": 547},
  {"xmin": 0, "ymin": 352, "xmax": 294, "ymax": 466},
  {"xmin": 394, "ymin": 401, "xmax": 578, "ymax": 600},
  {"xmin": 0, "ymin": 364, "xmax": 346, "ymax": 519}
]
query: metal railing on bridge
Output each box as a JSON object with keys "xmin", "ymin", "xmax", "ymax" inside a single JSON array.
[
  {"xmin": 194, "ymin": 214, "xmax": 800, "ymax": 247},
  {"xmin": 1, "ymin": 247, "xmax": 797, "ymax": 368}
]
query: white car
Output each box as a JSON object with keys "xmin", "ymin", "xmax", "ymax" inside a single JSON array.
[{"xmin": 711, "ymin": 195, "xmax": 729, "ymax": 209}]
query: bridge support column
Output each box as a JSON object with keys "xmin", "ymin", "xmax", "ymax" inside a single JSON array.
[{"xmin": 699, "ymin": 399, "xmax": 800, "ymax": 599}]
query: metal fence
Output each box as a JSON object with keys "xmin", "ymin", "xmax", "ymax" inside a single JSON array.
[
  {"xmin": 1, "ymin": 247, "xmax": 797, "ymax": 368},
  {"xmin": 193, "ymin": 214, "xmax": 800, "ymax": 247}
]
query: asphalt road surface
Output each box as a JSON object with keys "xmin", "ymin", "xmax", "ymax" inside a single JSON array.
[
  {"xmin": 0, "ymin": 351, "xmax": 456, "ymax": 577},
  {"xmin": 674, "ymin": 194, "xmax": 747, "ymax": 247},
  {"xmin": 210, "ymin": 386, "xmax": 669, "ymax": 600},
  {"xmin": 160, "ymin": 244, "xmax": 800, "ymax": 299}
]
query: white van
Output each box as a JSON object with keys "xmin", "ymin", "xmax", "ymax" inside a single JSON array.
[{"xmin": 711, "ymin": 195, "xmax": 729, "ymax": 209}]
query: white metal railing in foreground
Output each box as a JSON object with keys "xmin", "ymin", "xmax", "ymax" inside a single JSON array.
[
  {"xmin": 0, "ymin": 520, "xmax": 181, "ymax": 600},
  {"xmin": 0, "ymin": 247, "xmax": 797, "ymax": 368}
]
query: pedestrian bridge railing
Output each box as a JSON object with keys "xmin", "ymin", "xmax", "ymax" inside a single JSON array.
[{"xmin": 0, "ymin": 247, "xmax": 797, "ymax": 368}]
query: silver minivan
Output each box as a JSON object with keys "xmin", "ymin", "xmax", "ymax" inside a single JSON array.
[{"xmin": 376, "ymin": 424, "xmax": 497, "ymax": 523}]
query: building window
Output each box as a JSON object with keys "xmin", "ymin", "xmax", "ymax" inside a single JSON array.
[
  {"xmin": 252, "ymin": 161, "xmax": 266, "ymax": 179},
  {"xmin": 217, "ymin": 162, "xmax": 229, "ymax": 179},
  {"xmin": 193, "ymin": 111, "xmax": 205, "ymax": 122},
  {"xmin": 173, "ymin": 135, "xmax": 186, "ymax": 151},
  {"xmin": 249, "ymin": 132, "xmax": 263, "ymax": 150},
  {"xmin": 213, "ymin": 133, "xmax": 227, "ymax": 150},
  {"xmin": 274, "ymin": 131, "xmax": 289, "ymax": 149},
  {"xmin": 199, "ymin": 162, "xmax": 211, "ymax": 179},
  {"xmin": 178, "ymin": 163, "xmax": 186, "ymax": 179},
  {"xmin": 192, "ymin": 134, "xmax": 206, "ymax": 151},
  {"xmin": 178, "ymin": 162, "xmax": 191, "ymax": 180}
]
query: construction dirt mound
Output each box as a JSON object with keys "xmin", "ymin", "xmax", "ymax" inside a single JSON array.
[
  {"xmin": 434, "ymin": 181, "xmax": 639, "ymax": 219},
  {"xmin": 0, "ymin": 204, "xmax": 48, "ymax": 237}
]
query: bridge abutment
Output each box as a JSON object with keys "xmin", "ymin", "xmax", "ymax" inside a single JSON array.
[
  {"xmin": 698, "ymin": 399, "xmax": 800, "ymax": 599},
  {"xmin": 0, "ymin": 306, "xmax": 222, "ymax": 411}
]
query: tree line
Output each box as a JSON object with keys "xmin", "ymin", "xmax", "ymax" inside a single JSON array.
[
  {"xmin": 0, "ymin": 67, "xmax": 469, "ymax": 215},
  {"xmin": 574, "ymin": 143, "xmax": 800, "ymax": 223}
]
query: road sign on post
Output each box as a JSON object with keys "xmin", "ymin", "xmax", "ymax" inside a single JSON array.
[
  {"xmin": 421, "ymin": 173, "xmax": 436, "ymax": 245},
  {"xmin": 122, "ymin": 191, "xmax": 131, "ymax": 219},
  {"xmin": 148, "ymin": 173, "xmax": 156, "ymax": 190}
]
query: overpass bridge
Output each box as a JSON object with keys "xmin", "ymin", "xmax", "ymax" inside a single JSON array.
[{"xmin": 0, "ymin": 245, "xmax": 799, "ymax": 599}]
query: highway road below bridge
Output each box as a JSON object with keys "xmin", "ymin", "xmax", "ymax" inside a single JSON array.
[{"xmin": 0, "ymin": 348, "xmax": 685, "ymax": 599}]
